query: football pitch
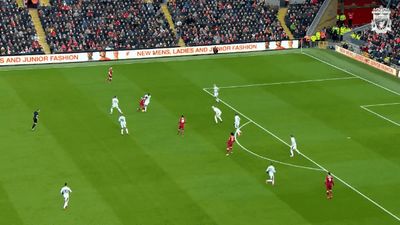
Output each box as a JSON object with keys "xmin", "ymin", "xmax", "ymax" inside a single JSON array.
[{"xmin": 0, "ymin": 49, "xmax": 399, "ymax": 225}]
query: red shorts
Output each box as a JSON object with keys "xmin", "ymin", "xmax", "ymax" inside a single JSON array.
[
  {"xmin": 179, "ymin": 125, "xmax": 184, "ymax": 130},
  {"xmin": 227, "ymin": 142, "xmax": 233, "ymax": 149},
  {"xmin": 326, "ymin": 185, "xmax": 333, "ymax": 191}
]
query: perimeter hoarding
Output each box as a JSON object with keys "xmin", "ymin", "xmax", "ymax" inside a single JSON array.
[{"xmin": 0, "ymin": 41, "xmax": 299, "ymax": 66}]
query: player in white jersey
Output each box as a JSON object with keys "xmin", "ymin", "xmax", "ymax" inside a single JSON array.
[
  {"xmin": 144, "ymin": 93, "xmax": 151, "ymax": 112},
  {"xmin": 211, "ymin": 106, "xmax": 222, "ymax": 123},
  {"xmin": 213, "ymin": 84, "xmax": 219, "ymax": 102},
  {"xmin": 110, "ymin": 96, "xmax": 123, "ymax": 114},
  {"xmin": 266, "ymin": 164, "xmax": 276, "ymax": 185},
  {"xmin": 60, "ymin": 183, "xmax": 72, "ymax": 210},
  {"xmin": 234, "ymin": 113, "xmax": 241, "ymax": 135},
  {"xmin": 290, "ymin": 135, "xmax": 298, "ymax": 157},
  {"xmin": 119, "ymin": 114, "xmax": 129, "ymax": 135}
]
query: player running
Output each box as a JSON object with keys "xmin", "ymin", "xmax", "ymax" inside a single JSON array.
[
  {"xmin": 106, "ymin": 66, "xmax": 113, "ymax": 82},
  {"xmin": 212, "ymin": 106, "xmax": 222, "ymax": 123},
  {"xmin": 144, "ymin": 93, "xmax": 151, "ymax": 112},
  {"xmin": 226, "ymin": 132, "xmax": 235, "ymax": 156},
  {"xmin": 60, "ymin": 183, "xmax": 72, "ymax": 210},
  {"xmin": 118, "ymin": 114, "xmax": 129, "ymax": 135},
  {"xmin": 290, "ymin": 135, "xmax": 298, "ymax": 157},
  {"xmin": 266, "ymin": 163, "xmax": 276, "ymax": 185},
  {"xmin": 31, "ymin": 109, "xmax": 40, "ymax": 131},
  {"xmin": 325, "ymin": 172, "xmax": 334, "ymax": 199},
  {"xmin": 110, "ymin": 96, "xmax": 123, "ymax": 114},
  {"xmin": 178, "ymin": 115, "xmax": 185, "ymax": 136},
  {"xmin": 137, "ymin": 97, "xmax": 145, "ymax": 112},
  {"xmin": 213, "ymin": 84, "xmax": 219, "ymax": 102},
  {"xmin": 234, "ymin": 113, "xmax": 241, "ymax": 136}
]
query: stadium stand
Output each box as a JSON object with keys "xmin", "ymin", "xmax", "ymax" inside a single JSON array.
[
  {"xmin": 0, "ymin": 0, "xmax": 43, "ymax": 56},
  {"xmin": 38, "ymin": 0, "xmax": 179, "ymax": 53},
  {"xmin": 167, "ymin": 0, "xmax": 288, "ymax": 46},
  {"xmin": 359, "ymin": 1, "xmax": 400, "ymax": 66},
  {"xmin": 285, "ymin": 0, "xmax": 324, "ymax": 38}
]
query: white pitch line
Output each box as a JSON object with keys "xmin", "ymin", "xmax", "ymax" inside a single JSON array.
[
  {"xmin": 234, "ymin": 121, "xmax": 324, "ymax": 171},
  {"xmin": 362, "ymin": 102, "xmax": 400, "ymax": 108},
  {"xmin": 203, "ymin": 88, "xmax": 400, "ymax": 222},
  {"xmin": 204, "ymin": 76, "xmax": 357, "ymax": 90},
  {"xmin": 302, "ymin": 52, "xmax": 400, "ymax": 97},
  {"xmin": 360, "ymin": 106, "xmax": 400, "ymax": 127}
]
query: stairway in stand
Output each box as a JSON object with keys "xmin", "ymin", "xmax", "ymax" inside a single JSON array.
[
  {"xmin": 16, "ymin": 0, "xmax": 24, "ymax": 7},
  {"xmin": 277, "ymin": 8, "xmax": 294, "ymax": 40},
  {"xmin": 29, "ymin": 9, "xmax": 51, "ymax": 54},
  {"xmin": 40, "ymin": 0, "xmax": 51, "ymax": 6},
  {"xmin": 161, "ymin": 3, "xmax": 185, "ymax": 47}
]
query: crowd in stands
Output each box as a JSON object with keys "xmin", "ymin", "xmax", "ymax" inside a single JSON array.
[
  {"xmin": 38, "ymin": 0, "xmax": 178, "ymax": 53},
  {"xmin": 0, "ymin": 0, "xmax": 43, "ymax": 55},
  {"xmin": 285, "ymin": 0, "xmax": 324, "ymax": 38},
  {"xmin": 359, "ymin": 1, "xmax": 400, "ymax": 66},
  {"xmin": 168, "ymin": 0, "xmax": 288, "ymax": 46}
]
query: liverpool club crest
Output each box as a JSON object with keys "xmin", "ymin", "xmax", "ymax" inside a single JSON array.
[{"xmin": 371, "ymin": 6, "xmax": 392, "ymax": 34}]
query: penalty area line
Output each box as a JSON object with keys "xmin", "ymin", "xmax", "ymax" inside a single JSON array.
[
  {"xmin": 202, "ymin": 88, "xmax": 400, "ymax": 222},
  {"xmin": 204, "ymin": 76, "xmax": 357, "ymax": 90},
  {"xmin": 360, "ymin": 106, "xmax": 400, "ymax": 127}
]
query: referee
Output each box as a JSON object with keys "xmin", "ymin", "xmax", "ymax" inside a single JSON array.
[{"xmin": 32, "ymin": 109, "xmax": 40, "ymax": 131}]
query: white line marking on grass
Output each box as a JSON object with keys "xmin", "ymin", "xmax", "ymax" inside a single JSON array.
[
  {"xmin": 203, "ymin": 88, "xmax": 400, "ymax": 222},
  {"xmin": 360, "ymin": 106, "xmax": 400, "ymax": 127},
  {"xmin": 204, "ymin": 77, "xmax": 357, "ymax": 90},
  {"xmin": 362, "ymin": 102, "xmax": 400, "ymax": 108},
  {"xmin": 302, "ymin": 52, "xmax": 400, "ymax": 97},
  {"xmin": 234, "ymin": 121, "xmax": 324, "ymax": 171}
]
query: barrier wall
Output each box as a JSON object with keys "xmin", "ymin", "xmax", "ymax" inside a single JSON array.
[
  {"xmin": 335, "ymin": 46, "xmax": 398, "ymax": 77},
  {"xmin": 0, "ymin": 41, "xmax": 299, "ymax": 66}
]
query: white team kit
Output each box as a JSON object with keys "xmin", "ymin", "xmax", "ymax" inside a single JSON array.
[
  {"xmin": 144, "ymin": 94, "xmax": 151, "ymax": 112},
  {"xmin": 234, "ymin": 114, "xmax": 241, "ymax": 135},
  {"xmin": 213, "ymin": 84, "xmax": 219, "ymax": 102},
  {"xmin": 212, "ymin": 106, "xmax": 222, "ymax": 123},
  {"xmin": 60, "ymin": 184, "xmax": 72, "ymax": 209},
  {"xmin": 110, "ymin": 96, "xmax": 123, "ymax": 114},
  {"xmin": 119, "ymin": 115, "xmax": 129, "ymax": 135},
  {"xmin": 290, "ymin": 135, "xmax": 298, "ymax": 157},
  {"xmin": 266, "ymin": 165, "xmax": 276, "ymax": 185}
]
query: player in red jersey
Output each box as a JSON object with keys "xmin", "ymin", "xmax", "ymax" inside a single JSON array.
[
  {"xmin": 178, "ymin": 115, "xmax": 185, "ymax": 136},
  {"xmin": 226, "ymin": 132, "xmax": 235, "ymax": 156},
  {"xmin": 137, "ymin": 97, "xmax": 145, "ymax": 112},
  {"xmin": 106, "ymin": 66, "xmax": 113, "ymax": 82},
  {"xmin": 325, "ymin": 172, "xmax": 334, "ymax": 199}
]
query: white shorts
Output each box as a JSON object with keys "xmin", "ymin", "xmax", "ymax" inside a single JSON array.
[
  {"xmin": 112, "ymin": 104, "xmax": 119, "ymax": 108},
  {"xmin": 120, "ymin": 122, "xmax": 127, "ymax": 129},
  {"xmin": 216, "ymin": 113, "xmax": 221, "ymax": 117},
  {"xmin": 214, "ymin": 92, "xmax": 218, "ymax": 98},
  {"xmin": 291, "ymin": 145, "xmax": 297, "ymax": 150},
  {"xmin": 269, "ymin": 172, "xmax": 274, "ymax": 179},
  {"xmin": 63, "ymin": 194, "xmax": 69, "ymax": 201},
  {"xmin": 235, "ymin": 123, "xmax": 240, "ymax": 129}
]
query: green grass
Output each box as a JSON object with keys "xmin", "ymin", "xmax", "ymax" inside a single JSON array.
[{"xmin": 0, "ymin": 49, "xmax": 399, "ymax": 225}]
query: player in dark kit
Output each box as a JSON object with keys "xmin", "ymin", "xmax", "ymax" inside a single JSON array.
[
  {"xmin": 178, "ymin": 115, "xmax": 185, "ymax": 136},
  {"xmin": 106, "ymin": 67, "xmax": 113, "ymax": 82},
  {"xmin": 32, "ymin": 109, "xmax": 40, "ymax": 131},
  {"xmin": 325, "ymin": 172, "xmax": 334, "ymax": 199},
  {"xmin": 226, "ymin": 132, "xmax": 235, "ymax": 156}
]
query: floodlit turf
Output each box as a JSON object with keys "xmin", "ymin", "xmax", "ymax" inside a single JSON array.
[{"xmin": 0, "ymin": 49, "xmax": 399, "ymax": 225}]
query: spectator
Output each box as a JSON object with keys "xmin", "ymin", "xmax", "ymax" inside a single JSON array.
[
  {"xmin": 285, "ymin": 0, "xmax": 324, "ymax": 38},
  {"xmin": 39, "ymin": 0, "xmax": 178, "ymax": 53},
  {"xmin": 0, "ymin": 0, "xmax": 43, "ymax": 56},
  {"xmin": 168, "ymin": 0, "xmax": 288, "ymax": 46}
]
